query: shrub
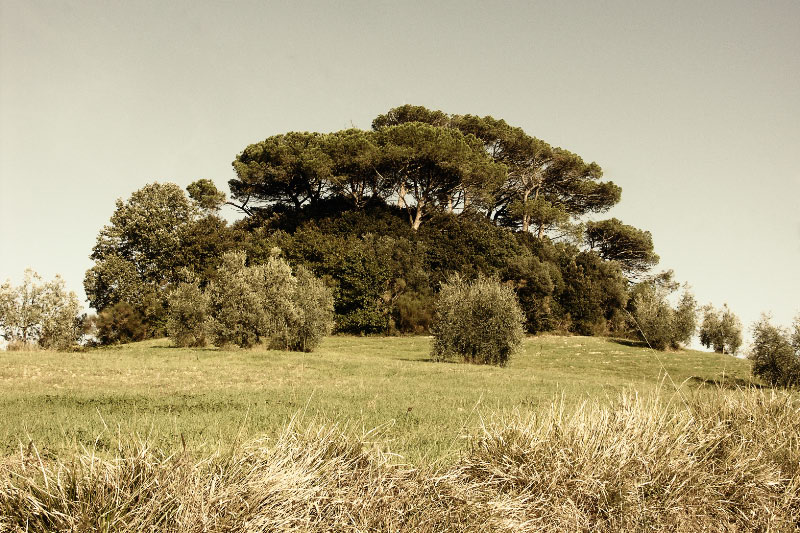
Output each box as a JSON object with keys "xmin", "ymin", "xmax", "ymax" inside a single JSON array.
[
  {"xmin": 96, "ymin": 302, "xmax": 147, "ymax": 345},
  {"xmin": 431, "ymin": 276, "xmax": 524, "ymax": 366},
  {"xmin": 699, "ymin": 304, "xmax": 743, "ymax": 354},
  {"xmin": 750, "ymin": 315, "xmax": 800, "ymax": 387},
  {"xmin": 205, "ymin": 251, "xmax": 333, "ymax": 351},
  {"xmin": 630, "ymin": 285, "xmax": 696, "ymax": 350},
  {"xmin": 283, "ymin": 266, "xmax": 335, "ymax": 352},
  {"xmin": 166, "ymin": 279, "xmax": 210, "ymax": 347}
]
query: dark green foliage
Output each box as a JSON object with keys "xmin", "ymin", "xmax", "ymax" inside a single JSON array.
[
  {"xmin": 750, "ymin": 316, "xmax": 800, "ymax": 388},
  {"xmin": 558, "ymin": 251, "xmax": 628, "ymax": 336},
  {"xmin": 586, "ymin": 218, "xmax": 659, "ymax": 277},
  {"xmin": 699, "ymin": 304, "xmax": 743, "ymax": 355},
  {"xmin": 85, "ymin": 183, "xmax": 237, "ymax": 335},
  {"xmin": 501, "ymin": 255, "xmax": 557, "ymax": 334},
  {"xmin": 96, "ymin": 302, "xmax": 147, "ymax": 345},
  {"xmin": 432, "ymin": 276, "xmax": 525, "ymax": 366}
]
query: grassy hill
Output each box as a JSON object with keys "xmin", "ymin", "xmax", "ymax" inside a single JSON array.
[{"xmin": 0, "ymin": 335, "xmax": 754, "ymax": 463}]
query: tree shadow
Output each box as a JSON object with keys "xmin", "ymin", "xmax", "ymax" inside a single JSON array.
[
  {"xmin": 609, "ymin": 338, "xmax": 649, "ymax": 349},
  {"xmin": 687, "ymin": 376, "xmax": 766, "ymax": 390}
]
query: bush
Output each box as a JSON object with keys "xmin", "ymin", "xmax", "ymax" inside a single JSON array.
[
  {"xmin": 699, "ymin": 304, "xmax": 743, "ymax": 354},
  {"xmin": 166, "ymin": 280, "xmax": 210, "ymax": 347},
  {"xmin": 96, "ymin": 302, "xmax": 147, "ymax": 345},
  {"xmin": 630, "ymin": 285, "xmax": 696, "ymax": 350},
  {"xmin": 284, "ymin": 266, "xmax": 335, "ymax": 352},
  {"xmin": 750, "ymin": 315, "xmax": 800, "ymax": 387},
  {"xmin": 431, "ymin": 276, "xmax": 524, "ymax": 366},
  {"xmin": 204, "ymin": 251, "xmax": 333, "ymax": 351}
]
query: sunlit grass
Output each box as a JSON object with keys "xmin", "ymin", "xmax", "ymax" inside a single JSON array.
[{"xmin": 0, "ymin": 335, "xmax": 754, "ymax": 463}]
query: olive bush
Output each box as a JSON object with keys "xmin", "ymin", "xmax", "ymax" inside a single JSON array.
[
  {"xmin": 630, "ymin": 285, "xmax": 697, "ymax": 351},
  {"xmin": 200, "ymin": 251, "xmax": 333, "ymax": 351},
  {"xmin": 166, "ymin": 279, "xmax": 210, "ymax": 347},
  {"xmin": 699, "ymin": 304, "xmax": 743, "ymax": 355},
  {"xmin": 431, "ymin": 276, "xmax": 524, "ymax": 366},
  {"xmin": 750, "ymin": 315, "xmax": 800, "ymax": 388}
]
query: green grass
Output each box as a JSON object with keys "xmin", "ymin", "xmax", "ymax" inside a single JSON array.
[{"xmin": 0, "ymin": 335, "xmax": 754, "ymax": 464}]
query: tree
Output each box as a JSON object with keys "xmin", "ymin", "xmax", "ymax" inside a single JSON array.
[
  {"xmin": 95, "ymin": 302, "xmax": 147, "ymax": 345},
  {"xmin": 699, "ymin": 304, "xmax": 743, "ymax": 354},
  {"xmin": 376, "ymin": 122, "xmax": 505, "ymax": 230},
  {"xmin": 629, "ymin": 284, "xmax": 697, "ymax": 350},
  {"xmin": 230, "ymin": 132, "xmax": 334, "ymax": 212},
  {"xmin": 0, "ymin": 270, "xmax": 82, "ymax": 350},
  {"xmin": 166, "ymin": 277, "xmax": 210, "ymax": 347},
  {"xmin": 750, "ymin": 315, "xmax": 800, "ymax": 387},
  {"xmin": 324, "ymin": 129, "xmax": 386, "ymax": 207},
  {"xmin": 372, "ymin": 105, "xmax": 622, "ymax": 238},
  {"xmin": 586, "ymin": 218, "xmax": 659, "ymax": 277},
  {"xmin": 187, "ymin": 178, "xmax": 227, "ymax": 211},
  {"xmin": 85, "ymin": 182, "xmax": 236, "ymax": 333},
  {"xmin": 431, "ymin": 275, "xmax": 525, "ymax": 366},
  {"xmin": 204, "ymin": 250, "xmax": 334, "ymax": 350}
]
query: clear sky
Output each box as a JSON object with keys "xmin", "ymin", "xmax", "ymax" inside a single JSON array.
[{"xmin": 1, "ymin": 0, "xmax": 798, "ymax": 345}]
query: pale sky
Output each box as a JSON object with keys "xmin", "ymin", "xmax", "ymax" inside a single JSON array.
[{"xmin": 1, "ymin": 0, "xmax": 798, "ymax": 345}]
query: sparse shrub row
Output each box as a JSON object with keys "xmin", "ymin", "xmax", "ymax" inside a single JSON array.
[
  {"xmin": 3, "ymin": 390, "xmax": 798, "ymax": 532},
  {"xmin": 167, "ymin": 250, "xmax": 334, "ymax": 351}
]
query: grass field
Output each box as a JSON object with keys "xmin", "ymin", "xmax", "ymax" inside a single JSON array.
[
  {"xmin": 0, "ymin": 335, "xmax": 755, "ymax": 464},
  {"xmin": 4, "ymin": 336, "xmax": 800, "ymax": 532}
]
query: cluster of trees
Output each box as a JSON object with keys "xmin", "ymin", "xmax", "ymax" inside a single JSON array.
[
  {"xmin": 167, "ymin": 251, "xmax": 334, "ymax": 351},
  {"xmin": 0, "ymin": 270, "xmax": 84, "ymax": 350},
  {"xmin": 78, "ymin": 105, "xmax": 666, "ymax": 346}
]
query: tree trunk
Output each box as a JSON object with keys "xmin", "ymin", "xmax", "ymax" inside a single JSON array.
[{"xmin": 412, "ymin": 204, "xmax": 424, "ymax": 231}]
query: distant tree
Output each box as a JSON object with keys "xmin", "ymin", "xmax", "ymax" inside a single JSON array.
[
  {"xmin": 586, "ymin": 218, "xmax": 659, "ymax": 277},
  {"xmin": 629, "ymin": 284, "xmax": 697, "ymax": 350},
  {"xmin": 750, "ymin": 315, "xmax": 800, "ymax": 387},
  {"xmin": 0, "ymin": 270, "xmax": 83, "ymax": 350},
  {"xmin": 95, "ymin": 302, "xmax": 147, "ymax": 345},
  {"xmin": 432, "ymin": 275, "xmax": 524, "ymax": 366},
  {"xmin": 371, "ymin": 104, "xmax": 450, "ymax": 130},
  {"xmin": 324, "ymin": 129, "xmax": 386, "ymax": 207},
  {"xmin": 699, "ymin": 304, "xmax": 743, "ymax": 355},
  {"xmin": 230, "ymin": 132, "xmax": 334, "ymax": 212},
  {"xmin": 187, "ymin": 178, "xmax": 227, "ymax": 211},
  {"xmin": 372, "ymin": 105, "xmax": 621, "ymax": 237},
  {"xmin": 85, "ymin": 182, "xmax": 236, "ymax": 334}
]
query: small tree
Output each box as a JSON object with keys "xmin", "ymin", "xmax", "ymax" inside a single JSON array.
[
  {"xmin": 96, "ymin": 302, "xmax": 147, "ymax": 345},
  {"xmin": 630, "ymin": 284, "xmax": 697, "ymax": 351},
  {"xmin": 431, "ymin": 276, "xmax": 525, "ymax": 366},
  {"xmin": 0, "ymin": 270, "xmax": 82, "ymax": 350},
  {"xmin": 204, "ymin": 250, "xmax": 333, "ymax": 350},
  {"xmin": 750, "ymin": 315, "xmax": 800, "ymax": 388},
  {"xmin": 699, "ymin": 304, "xmax": 743, "ymax": 354},
  {"xmin": 166, "ymin": 278, "xmax": 210, "ymax": 347},
  {"xmin": 285, "ymin": 266, "xmax": 335, "ymax": 352}
]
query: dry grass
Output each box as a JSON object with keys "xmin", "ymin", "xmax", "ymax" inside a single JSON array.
[{"xmin": 2, "ymin": 389, "xmax": 798, "ymax": 532}]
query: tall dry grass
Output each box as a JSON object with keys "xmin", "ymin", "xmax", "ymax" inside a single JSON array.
[{"xmin": 2, "ymin": 389, "xmax": 798, "ymax": 532}]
